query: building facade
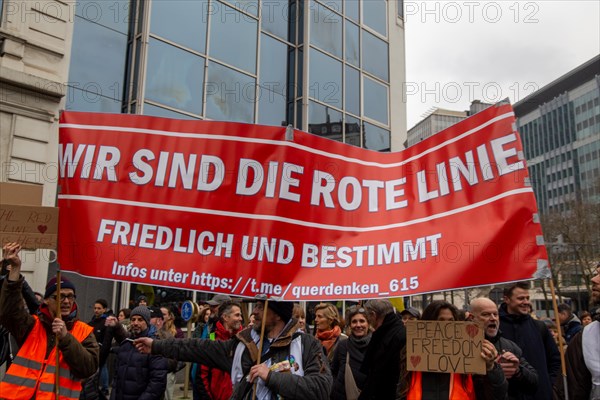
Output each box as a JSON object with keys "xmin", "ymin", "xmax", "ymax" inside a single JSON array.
[
  {"xmin": 1, "ymin": 0, "xmax": 408, "ymax": 317},
  {"xmin": 515, "ymin": 55, "xmax": 600, "ymax": 214}
]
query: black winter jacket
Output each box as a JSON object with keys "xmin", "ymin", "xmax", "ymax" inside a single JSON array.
[
  {"xmin": 487, "ymin": 332, "xmax": 538, "ymax": 400},
  {"xmin": 110, "ymin": 325, "xmax": 168, "ymax": 400},
  {"xmin": 330, "ymin": 334, "xmax": 371, "ymax": 400},
  {"xmin": 499, "ymin": 303, "xmax": 560, "ymax": 400},
  {"xmin": 358, "ymin": 312, "xmax": 406, "ymax": 400}
]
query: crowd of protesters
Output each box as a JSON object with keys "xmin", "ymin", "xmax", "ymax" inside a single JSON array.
[{"xmin": 1, "ymin": 242, "xmax": 599, "ymax": 400}]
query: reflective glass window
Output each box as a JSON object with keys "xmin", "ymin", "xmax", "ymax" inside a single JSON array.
[
  {"xmin": 209, "ymin": 3, "xmax": 258, "ymax": 73},
  {"xmin": 363, "ymin": 76, "xmax": 388, "ymax": 125},
  {"xmin": 145, "ymin": 38, "xmax": 205, "ymax": 114},
  {"xmin": 75, "ymin": 0, "xmax": 130, "ymax": 34},
  {"xmin": 362, "ymin": 30, "xmax": 389, "ymax": 81},
  {"xmin": 150, "ymin": 0, "xmax": 207, "ymax": 52},
  {"xmin": 363, "ymin": 121, "xmax": 390, "ymax": 151},
  {"xmin": 318, "ymin": 0, "xmax": 342, "ymax": 13},
  {"xmin": 221, "ymin": 0, "xmax": 258, "ymax": 15},
  {"xmin": 309, "ymin": 49, "xmax": 342, "ymax": 108},
  {"xmin": 310, "ymin": 2, "xmax": 342, "ymax": 58},
  {"xmin": 69, "ymin": 17, "xmax": 128, "ymax": 102},
  {"xmin": 206, "ymin": 62, "xmax": 256, "ymax": 123},
  {"xmin": 308, "ymin": 101, "xmax": 343, "ymax": 141},
  {"xmin": 345, "ymin": 66, "xmax": 360, "ymax": 116},
  {"xmin": 345, "ymin": 114, "xmax": 361, "ymax": 147},
  {"xmin": 345, "ymin": 0, "xmax": 359, "ymax": 22},
  {"xmin": 262, "ymin": 0, "xmax": 291, "ymax": 41},
  {"xmin": 259, "ymin": 34, "xmax": 288, "ymax": 97},
  {"xmin": 345, "ymin": 20, "xmax": 359, "ymax": 67},
  {"xmin": 363, "ymin": 0, "xmax": 387, "ymax": 36},
  {"xmin": 258, "ymin": 89, "xmax": 286, "ymax": 126},
  {"xmin": 143, "ymin": 103, "xmax": 199, "ymax": 119},
  {"xmin": 66, "ymin": 88, "xmax": 122, "ymax": 113}
]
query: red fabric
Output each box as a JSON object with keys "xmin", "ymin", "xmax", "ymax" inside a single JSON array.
[
  {"xmin": 316, "ymin": 325, "xmax": 342, "ymax": 356},
  {"xmin": 407, "ymin": 371, "xmax": 475, "ymax": 400},
  {"xmin": 200, "ymin": 321, "xmax": 242, "ymax": 400}
]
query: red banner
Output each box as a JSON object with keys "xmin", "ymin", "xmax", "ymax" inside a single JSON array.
[{"xmin": 57, "ymin": 103, "xmax": 548, "ymax": 300}]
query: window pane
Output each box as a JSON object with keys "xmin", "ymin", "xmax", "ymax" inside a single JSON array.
[
  {"xmin": 364, "ymin": 77, "xmax": 388, "ymax": 125},
  {"xmin": 363, "ymin": 30, "xmax": 389, "ymax": 81},
  {"xmin": 309, "ymin": 49, "xmax": 342, "ymax": 108},
  {"xmin": 318, "ymin": 0, "xmax": 342, "ymax": 13},
  {"xmin": 258, "ymin": 89, "xmax": 286, "ymax": 126},
  {"xmin": 209, "ymin": 3, "xmax": 258, "ymax": 73},
  {"xmin": 206, "ymin": 62, "xmax": 256, "ymax": 123},
  {"xmin": 259, "ymin": 34, "xmax": 288, "ymax": 97},
  {"xmin": 310, "ymin": 2, "xmax": 342, "ymax": 58},
  {"xmin": 345, "ymin": 66, "xmax": 359, "ymax": 116},
  {"xmin": 363, "ymin": 0, "xmax": 387, "ymax": 36},
  {"xmin": 143, "ymin": 103, "xmax": 199, "ymax": 120},
  {"xmin": 345, "ymin": 20, "xmax": 359, "ymax": 67},
  {"xmin": 145, "ymin": 38, "xmax": 205, "ymax": 114},
  {"xmin": 150, "ymin": 0, "xmax": 207, "ymax": 52},
  {"xmin": 69, "ymin": 17, "xmax": 128, "ymax": 102},
  {"xmin": 308, "ymin": 101, "xmax": 343, "ymax": 141},
  {"xmin": 345, "ymin": 0, "xmax": 359, "ymax": 21},
  {"xmin": 221, "ymin": 0, "xmax": 258, "ymax": 15},
  {"xmin": 66, "ymin": 88, "xmax": 122, "ymax": 113},
  {"xmin": 363, "ymin": 121, "xmax": 390, "ymax": 151},
  {"xmin": 345, "ymin": 114, "xmax": 361, "ymax": 147},
  {"xmin": 262, "ymin": 0, "xmax": 291, "ymax": 41},
  {"xmin": 75, "ymin": 0, "xmax": 130, "ymax": 34}
]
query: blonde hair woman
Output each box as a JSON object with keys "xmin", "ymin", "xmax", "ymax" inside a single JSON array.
[{"xmin": 314, "ymin": 303, "xmax": 346, "ymax": 363}]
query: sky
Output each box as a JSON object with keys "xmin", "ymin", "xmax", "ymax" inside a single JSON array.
[{"xmin": 404, "ymin": 0, "xmax": 600, "ymax": 129}]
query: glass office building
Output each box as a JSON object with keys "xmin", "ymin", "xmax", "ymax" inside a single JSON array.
[
  {"xmin": 67, "ymin": 0, "xmax": 407, "ymax": 151},
  {"xmin": 61, "ymin": 0, "xmax": 407, "ymax": 309},
  {"xmin": 515, "ymin": 55, "xmax": 600, "ymax": 214}
]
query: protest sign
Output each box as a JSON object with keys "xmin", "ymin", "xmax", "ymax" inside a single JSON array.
[
  {"xmin": 57, "ymin": 103, "xmax": 548, "ymax": 300},
  {"xmin": 0, "ymin": 183, "xmax": 58, "ymax": 249},
  {"xmin": 406, "ymin": 320, "xmax": 486, "ymax": 375}
]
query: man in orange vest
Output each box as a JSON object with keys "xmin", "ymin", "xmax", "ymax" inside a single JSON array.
[{"xmin": 0, "ymin": 242, "xmax": 99, "ymax": 400}]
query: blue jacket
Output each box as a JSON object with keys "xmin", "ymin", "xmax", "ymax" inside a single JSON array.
[
  {"xmin": 561, "ymin": 315, "xmax": 583, "ymax": 344},
  {"xmin": 110, "ymin": 326, "xmax": 168, "ymax": 400}
]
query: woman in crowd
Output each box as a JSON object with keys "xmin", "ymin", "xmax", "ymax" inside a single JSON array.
[
  {"xmin": 193, "ymin": 305, "xmax": 211, "ymax": 338},
  {"xmin": 117, "ymin": 308, "xmax": 131, "ymax": 330},
  {"xmin": 397, "ymin": 301, "xmax": 507, "ymax": 400},
  {"xmin": 330, "ymin": 305, "xmax": 371, "ymax": 400},
  {"xmin": 293, "ymin": 303, "xmax": 306, "ymax": 332},
  {"xmin": 314, "ymin": 303, "xmax": 346, "ymax": 364},
  {"xmin": 161, "ymin": 306, "xmax": 184, "ymax": 339}
]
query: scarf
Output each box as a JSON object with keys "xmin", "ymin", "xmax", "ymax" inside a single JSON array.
[
  {"xmin": 348, "ymin": 333, "xmax": 371, "ymax": 361},
  {"xmin": 317, "ymin": 325, "xmax": 342, "ymax": 355}
]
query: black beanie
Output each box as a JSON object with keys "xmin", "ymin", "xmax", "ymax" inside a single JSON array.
[
  {"xmin": 44, "ymin": 276, "xmax": 76, "ymax": 299},
  {"xmin": 268, "ymin": 301, "xmax": 293, "ymax": 322}
]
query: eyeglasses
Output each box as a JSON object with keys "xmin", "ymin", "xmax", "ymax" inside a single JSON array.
[{"xmin": 49, "ymin": 294, "xmax": 76, "ymax": 301}]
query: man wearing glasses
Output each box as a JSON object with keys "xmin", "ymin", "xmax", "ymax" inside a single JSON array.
[{"xmin": 0, "ymin": 242, "xmax": 99, "ymax": 400}]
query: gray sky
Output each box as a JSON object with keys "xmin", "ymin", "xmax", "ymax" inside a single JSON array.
[{"xmin": 404, "ymin": 0, "xmax": 600, "ymax": 129}]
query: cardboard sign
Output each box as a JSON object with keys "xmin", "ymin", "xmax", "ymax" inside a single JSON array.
[
  {"xmin": 0, "ymin": 182, "xmax": 43, "ymax": 206},
  {"xmin": 406, "ymin": 320, "xmax": 486, "ymax": 375},
  {"xmin": 0, "ymin": 204, "xmax": 58, "ymax": 249}
]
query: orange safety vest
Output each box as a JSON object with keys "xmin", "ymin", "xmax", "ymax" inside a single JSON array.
[
  {"xmin": 407, "ymin": 371, "xmax": 475, "ymax": 400},
  {"xmin": 0, "ymin": 315, "xmax": 93, "ymax": 400}
]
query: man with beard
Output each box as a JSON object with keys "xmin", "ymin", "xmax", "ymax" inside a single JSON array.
[
  {"xmin": 106, "ymin": 306, "xmax": 168, "ymax": 399},
  {"xmin": 554, "ymin": 264, "xmax": 600, "ymax": 400},
  {"xmin": 0, "ymin": 242, "xmax": 99, "ymax": 399},
  {"xmin": 201, "ymin": 301, "xmax": 244, "ymax": 400},
  {"xmin": 135, "ymin": 298, "xmax": 332, "ymax": 399},
  {"xmin": 499, "ymin": 282, "xmax": 560, "ymax": 400},
  {"xmin": 469, "ymin": 297, "xmax": 538, "ymax": 400}
]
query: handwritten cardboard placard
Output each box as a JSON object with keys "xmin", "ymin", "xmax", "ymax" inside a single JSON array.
[
  {"xmin": 0, "ymin": 204, "xmax": 58, "ymax": 249},
  {"xmin": 406, "ymin": 320, "xmax": 486, "ymax": 375}
]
